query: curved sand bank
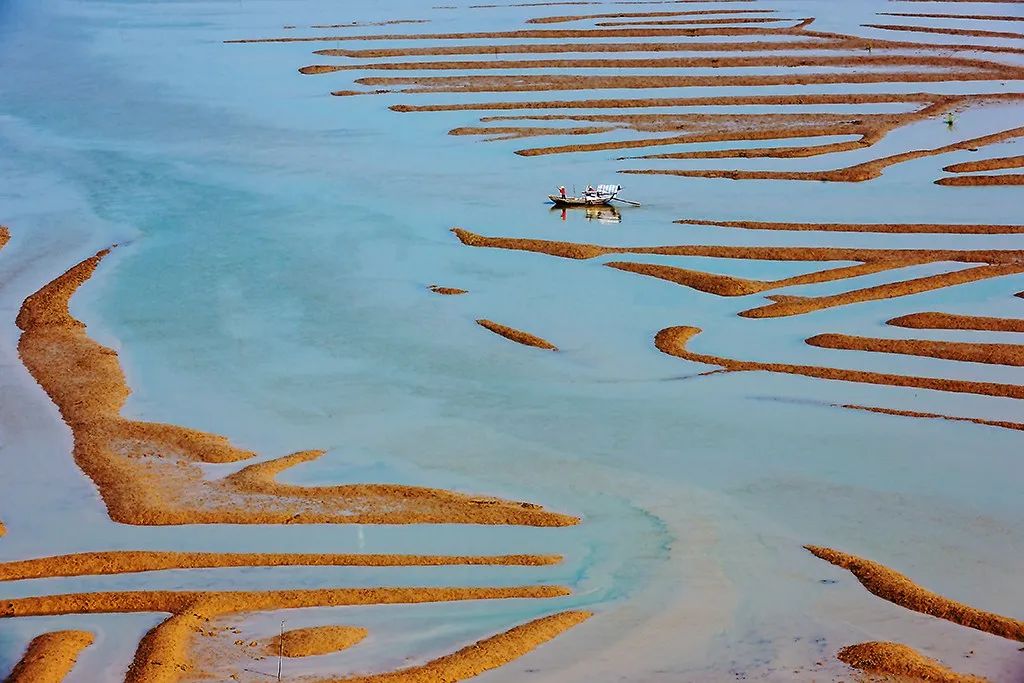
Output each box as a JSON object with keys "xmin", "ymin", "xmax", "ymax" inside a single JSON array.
[
  {"xmin": 0, "ymin": 551, "xmax": 561, "ymax": 581},
  {"xmin": 837, "ymin": 641, "xmax": 986, "ymax": 683},
  {"xmin": 805, "ymin": 546, "xmax": 1024, "ymax": 641},
  {"xmin": 864, "ymin": 23, "xmax": 1024, "ymax": 40},
  {"xmin": 654, "ymin": 326, "xmax": 1024, "ymax": 400},
  {"xmin": 3, "ymin": 630, "xmax": 94, "ymax": 683},
  {"xmin": 889, "ymin": 312, "xmax": 1024, "ymax": 333},
  {"xmin": 477, "ymin": 319, "xmax": 558, "ymax": 350},
  {"xmin": 15, "ymin": 248, "xmax": 576, "ymax": 526},
  {"xmin": 807, "ymin": 333, "xmax": 1024, "ymax": 367},
  {"xmin": 266, "ymin": 625, "xmax": 368, "ymax": 657}
]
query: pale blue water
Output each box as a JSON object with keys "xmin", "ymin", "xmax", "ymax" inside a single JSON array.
[{"xmin": 1, "ymin": 0, "xmax": 1023, "ymax": 680}]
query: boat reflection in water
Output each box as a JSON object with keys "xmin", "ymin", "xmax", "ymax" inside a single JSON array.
[{"xmin": 552, "ymin": 204, "xmax": 622, "ymax": 225}]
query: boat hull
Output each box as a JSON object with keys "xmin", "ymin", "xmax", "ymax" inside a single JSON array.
[{"xmin": 548, "ymin": 194, "xmax": 613, "ymax": 207}]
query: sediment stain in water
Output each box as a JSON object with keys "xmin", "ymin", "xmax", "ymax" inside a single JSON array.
[
  {"xmin": 4, "ymin": 630, "xmax": 94, "ymax": 683},
  {"xmin": 837, "ymin": 641, "xmax": 986, "ymax": 683},
  {"xmin": 15, "ymin": 248, "xmax": 576, "ymax": 526},
  {"xmin": 806, "ymin": 546, "xmax": 1024, "ymax": 641}
]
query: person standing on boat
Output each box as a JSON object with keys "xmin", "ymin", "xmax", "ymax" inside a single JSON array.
[{"xmin": 559, "ymin": 186, "xmax": 567, "ymax": 199}]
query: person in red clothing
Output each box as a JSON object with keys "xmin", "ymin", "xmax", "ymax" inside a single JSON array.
[{"xmin": 559, "ymin": 186, "xmax": 567, "ymax": 198}]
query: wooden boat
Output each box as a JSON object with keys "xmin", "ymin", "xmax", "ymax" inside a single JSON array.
[{"xmin": 549, "ymin": 184, "xmax": 625, "ymax": 207}]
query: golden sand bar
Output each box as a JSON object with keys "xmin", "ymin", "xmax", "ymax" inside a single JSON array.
[
  {"xmin": 266, "ymin": 625, "xmax": 368, "ymax": 657},
  {"xmin": 4, "ymin": 630, "xmax": 94, "ymax": 683},
  {"xmin": 655, "ymin": 326, "xmax": 1024, "ymax": 400},
  {"xmin": 0, "ymin": 551, "xmax": 562, "ymax": 581},
  {"xmin": 807, "ymin": 333, "xmax": 1024, "ymax": 367},
  {"xmin": 805, "ymin": 546, "xmax": 1024, "ymax": 641},
  {"xmin": 527, "ymin": 10, "xmax": 774, "ymax": 24},
  {"xmin": 889, "ymin": 312, "xmax": 1024, "ymax": 333},
  {"xmin": 837, "ymin": 641, "xmax": 986, "ymax": 683},
  {"xmin": 477, "ymin": 319, "xmax": 558, "ymax": 350},
  {"xmin": 16, "ymin": 248, "xmax": 576, "ymax": 526}
]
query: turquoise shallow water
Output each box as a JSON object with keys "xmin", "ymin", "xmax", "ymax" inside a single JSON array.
[{"xmin": 1, "ymin": 0, "xmax": 1023, "ymax": 680}]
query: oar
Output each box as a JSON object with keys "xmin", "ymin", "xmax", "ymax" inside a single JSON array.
[{"xmin": 611, "ymin": 197, "xmax": 641, "ymax": 206}]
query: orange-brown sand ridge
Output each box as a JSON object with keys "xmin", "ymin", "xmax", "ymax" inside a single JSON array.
[
  {"xmin": 805, "ymin": 546, "xmax": 1024, "ymax": 641},
  {"xmin": 429, "ymin": 284, "xmax": 469, "ymax": 295},
  {"xmin": 0, "ymin": 585, "xmax": 572, "ymax": 683},
  {"xmin": 936, "ymin": 174, "xmax": 1024, "ymax": 187},
  {"xmin": 837, "ymin": 641, "xmax": 986, "ymax": 683},
  {"xmin": 4, "ymin": 630, "xmax": 94, "ymax": 683},
  {"xmin": 0, "ymin": 225, "xmax": 9, "ymax": 250},
  {"xmin": 944, "ymin": 155, "xmax": 1024, "ymax": 174},
  {"xmin": 477, "ymin": 319, "xmax": 558, "ymax": 350},
  {"xmin": 0, "ymin": 550, "xmax": 562, "ymax": 581},
  {"xmin": 806, "ymin": 333, "xmax": 1024, "ymax": 367},
  {"xmin": 16, "ymin": 249, "xmax": 576, "ymax": 527},
  {"xmin": 655, "ymin": 326, "xmax": 1024, "ymax": 400},
  {"xmin": 266, "ymin": 625, "xmax": 368, "ymax": 657},
  {"xmin": 452, "ymin": 227, "xmax": 1024, "ymax": 318},
  {"xmin": 889, "ymin": 312, "xmax": 1024, "ymax": 333},
  {"xmin": 302, "ymin": 53, "xmax": 995, "ymax": 76},
  {"xmin": 676, "ymin": 218, "xmax": 1024, "ymax": 234}
]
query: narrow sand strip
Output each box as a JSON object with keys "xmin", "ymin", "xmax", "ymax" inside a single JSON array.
[
  {"xmin": 4, "ymin": 630, "xmax": 94, "ymax": 683},
  {"xmin": 840, "ymin": 404, "xmax": 1024, "ymax": 432},
  {"xmin": 0, "ymin": 551, "xmax": 562, "ymax": 581},
  {"xmin": 889, "ymin": 312, "xmax": 1024, "ymax": 333},
  {"xmin": 944, "ymin": 155, "xmax": 1024, "ymax": 173},
  {"xmin": 936, "ymin": 173, "xmax": 1024, "ymax": 186},
  {"xmin": 477, "ymin": 319, "xmax": 558, "ymax": 350},
  {"xmin": 429, "ymin": 284, "xmax": 469, "ymax": 295},
  {"xmin": 807, "ymin": 333, "xmax": 1024, "ymax": 367}
]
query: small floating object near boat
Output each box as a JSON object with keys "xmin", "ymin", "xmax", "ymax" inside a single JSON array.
[{"xmin": 549, "ymin": 184, "xmax": 641, "ymax": 207}]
